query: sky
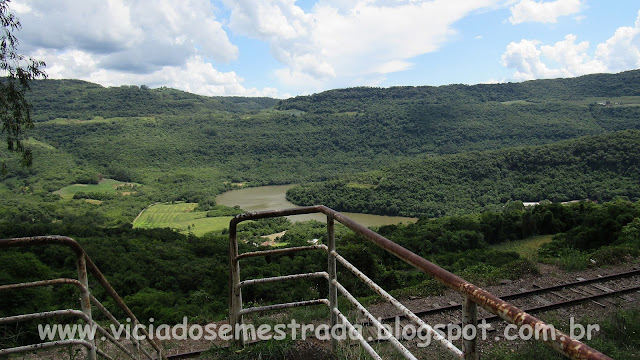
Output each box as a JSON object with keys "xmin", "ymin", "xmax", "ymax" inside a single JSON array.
[{"xmin": 7, "ymin": 0, "xmax": 640, "ymax": 98}]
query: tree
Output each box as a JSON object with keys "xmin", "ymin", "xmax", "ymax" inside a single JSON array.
[{"xmin": 1, "ymin": 0, "xmax": 46, "ymax": 175}]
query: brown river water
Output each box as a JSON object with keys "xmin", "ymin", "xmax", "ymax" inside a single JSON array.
[{"xmin": 216, "ymin": 184, "xmax": 417, "ymax": 227}]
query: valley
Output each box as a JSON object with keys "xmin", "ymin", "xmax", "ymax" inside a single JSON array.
[{"xmin": 1, "ymin": 71, "xmax": 640, "ymax": 358}]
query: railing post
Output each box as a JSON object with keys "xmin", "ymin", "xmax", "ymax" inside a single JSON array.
[
  {"xmin": 76, "ymin": 253, "xmax": 96, "ymax": 360},
  {"xmin": 327, "ymin": 214, "xmax": 338, "ymax": 353},
  {"xmin": 229, "ymin": 220, "xmax": 245, "ymax": 348},
  {"xmin": 462, "ymin": 297, "xmax": 478, "ymax": 360}
]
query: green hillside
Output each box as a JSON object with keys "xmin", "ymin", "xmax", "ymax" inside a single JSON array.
[
  {"xmin": 25, "ymin": 79, "xmax": 277, "ymax": 121},
  {"xmin": 21, "ymin": 72, "xmax": 640, "ymax": 185},
  {"xmin": 3, "ymin": 74, "xmax": 640, "ymax": 350},
  {"xmin": 1, "ymin": 71, "xmax": 640, "ymax": 227},
  {"xmin": 286, "ymin": 130, "xmax": 640, "ymax": 217},
  {"xmin": 277, "ymin": 70, "xmax": 640, "ymax": 112}
]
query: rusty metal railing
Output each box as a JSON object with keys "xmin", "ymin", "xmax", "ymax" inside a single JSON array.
[
  {"xmin": 229, "ymin": 206, "xmax": 612, "ymax": 360},
  {"xmin": 0, "ymin": 236, "xmax": 166, "ymax": 360}
]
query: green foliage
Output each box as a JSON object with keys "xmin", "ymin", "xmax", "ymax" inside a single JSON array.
[
  {"xmin": 205, "ymin": 205, "xmax": 244, "ymax": 217},
  {"xmin": 0, "ymin": 0, "xmax": 47, "ymax": 174},
  {"xmin": 487, "ymin": 307, "xmax": 640, "ymax": 360},
  {"xmin": 2, "ymin": 69, "xmax": 640, "ymax": 352},
  {"xmin": 277, "ymin": 70, "xmax": 640, "ymax": 113},
  {"xmin": 588, "ymin": 308, "xmax": 640, "ymax": 358},
  {"xmin": 288, "ymin": 130, "xmax": 640, "ymax": 217},
  {"xmin": 26, "ymin": 80, "xmax": 277, "ymax": 121},
  {"xmin": 203, "ymin": 338, "xmax": 296, "ymax": 360}
]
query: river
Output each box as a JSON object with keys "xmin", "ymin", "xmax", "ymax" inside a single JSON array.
[{"xmin": 216, "ymin": 184, "xmax": 417, "ymax": 227}]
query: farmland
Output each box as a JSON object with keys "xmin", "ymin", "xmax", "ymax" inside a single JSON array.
[
  {"xmin": 132, "ymin": 202, "xmax": 231, "ymax": 236},
  {"xmin": 54, "ymin": 178, "xmax": 140, "ymax": 200}
]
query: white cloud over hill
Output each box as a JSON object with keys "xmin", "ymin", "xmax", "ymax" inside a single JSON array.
[{"xmin": 502, "ymin": 10, "xmax": 640, "ymax": 80}]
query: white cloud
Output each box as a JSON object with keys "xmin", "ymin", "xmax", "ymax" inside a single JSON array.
[
  {"xmin": 222, "ymin": 0, "xmax": 502, "ymax": 93},
  {"xmin": 9, "ymin": 0, "xmax": 281, "ymax": 96},
  {"xmin": 595, "ymin": 12, "xmax": 640, "ymax": 72},
  {"xmin": 502, "ymin": 39, "xmax": 566, "ymax": 80},
  {"xmin": 508, "ymin": 0, "xmax": 583, "ymax": 25},
  {"xmin": 30, "ymin": 48, "xmax": 280, "ymax": 97},
  {"xmin": 502, "ymin": 10, "xmax": 640, "ymax": 81}
]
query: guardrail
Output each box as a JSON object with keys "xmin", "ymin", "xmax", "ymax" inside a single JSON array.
[
  {"xmin": 229, "ymin": 206, "xmax": 612, "ymax": 360},
  {"xmin": 0, "ymin": 236, "xmax": 165, "ymax": 360}
]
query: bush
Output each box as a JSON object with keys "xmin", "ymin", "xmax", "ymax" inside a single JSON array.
[
  {"xmin": 500, "ymin": 258, "xmax": 540, "ymax": 279},
  {"xmin": 589, "ymin": 245, "xmax": 640, "ymax": 266}
]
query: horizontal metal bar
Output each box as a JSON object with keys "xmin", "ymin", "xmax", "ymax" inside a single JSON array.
[
  {"xmin": 0, "ymin": 309, "xmax": 87, "ymax": 324},
  {"xmin": 0, "ymin": 236, "xmax": 165, "ymax": 359},
  {"xmin": 0, "ymin": 278, "xmax": 86, "ymax": 292},
  {"xmin": 333, "ymin": 251, "xmax": 463, "ymax": 358},
  {"xmin": 319, "ymin": 208, "xmax": 612, "ymax": 360},
  {"xmin": 230, "ymin": 207, "xmax": 612, "ymax": 360},
  {"xmin": 238, "ymin": 299, "xmax": 329, "ymax": 316},
  {"xmin": 238, "ymin": 272, "xmax": 329, "ymax": 289},
  {"xmin": 237, "ymin": 244, "xmax": 327, "ymax": 260},
  {"xmin": 333, "ymin": 308, "xmax": 382, "ymax": 360},
  {"xmin": 0, "ymin": 339, "xmax": 113, "ymax": 359},
  {"xmin": 0, "ymin": 308, "xmax": 139, "ymax": 360},
  {"xmin": 333, "ymin": 279, "xmax": 417, "ymax": 360},
  {"xmin": 230, "ymin": 206, "xmax": 328, "ymax": 224}
]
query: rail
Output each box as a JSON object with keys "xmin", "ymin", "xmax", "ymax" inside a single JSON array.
[
  {"xmin": 229, "ymin": 206, "xmax": 613, "ymax": 360},
  {"xmin": 0, "ymin": 236, "xmax": 166, "ymax": 360}
]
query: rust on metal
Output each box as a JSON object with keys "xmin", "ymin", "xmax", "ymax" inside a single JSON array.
[
  {"xmin": 0, "ymin": 278, "xmax": 86, "ymax": 292},
  {"xmin": 332, "ymin": 250, "xmax": 463, "ymax": 358},
  {"xmin": 462, "ymin": 297, "xmax": 478, "ymax": 360},
  {"xmin": 333, "ymin": 308, "xmax": 383, "ymax": 360},
  {"xmin": 237, "ymin": 271, "xmax": 328, "ymax": 289},
  {"xmin": 237, "ymin": 244, "xmax": 327, "ymax": 260},
  {"xmin": 0, "ymin": 236, "xmax": 165, "ymax": 360},
  {"xmin": 333, "ymin": 279, "xmax": 417, "ymax": 360},
  {"xmin": 228, "ymin": 206, "xmax": 614, "ymax": 360},
  {"xmin": 0, "ymin": 309, "xmax": 140, "ymax": 359},
  {"xmin": 0, "ymin": 340, "xmax": 113, "ymax": 359},
  {"xmin": 238, "ymin": 299, "xmax": 329, "ymax": 316}
]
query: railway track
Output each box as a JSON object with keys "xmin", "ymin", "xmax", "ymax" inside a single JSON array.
[
  {"xmin": 164, "ymin": 268, "xmax": 640, "ymax": 358},
  {"xmin": 371, "ymin": 268, "xmax": 640, "ymax": 324}
]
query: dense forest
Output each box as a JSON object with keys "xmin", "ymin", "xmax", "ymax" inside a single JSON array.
[
  {"xmin": 0, "ymin": 71, "xmax": 637, "ymax": 207},
  {"xmin": 287, "ymin": 130, "xmax": 640, "ymax": 217},
  {"xmin": 276, "ymin": 70, "xmax": 640, "ymax": 112},
  {"xmin": 1, "ymin": 71, "xmax": 640, "ymax": 353},
  {"xmin": 2, "ymin": 198, "xmax": 638, "ymax": 347}
]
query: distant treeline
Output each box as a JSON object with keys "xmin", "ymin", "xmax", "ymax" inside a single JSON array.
[
  {"xmin": 287, "ymin": 130, "xmax": 640, "ymax": 217},
  {"xmin": 25, "ymin": 79, "xmax": 277, "ymax": 121},
  {"xmin": 277, "ymin": 70, "xmax": 640, "ymax": 113}
]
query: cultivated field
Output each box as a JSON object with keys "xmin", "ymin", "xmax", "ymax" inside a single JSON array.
[
  {"xmin": 54, "ymin": 178, "xmax": 139, "ymax": 200},
  {"xmin": 132, "ymin": 202, "xmax": 231, "ymax": 236}
]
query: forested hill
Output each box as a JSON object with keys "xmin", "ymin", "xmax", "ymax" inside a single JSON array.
[
  {"xmin": 277, "ymin": 70, "xmax": 640, "ymax": 113},
  {"xmin": 25, "ymin": 79, "xmax": 277, "ymax": 121},
  {"xmin": 286, "ymin": 130, "xmax": 640, "ymax": 217},
  {"xmin": 3, "ymin": 71, "xmax": 639, "ymax": 212}
]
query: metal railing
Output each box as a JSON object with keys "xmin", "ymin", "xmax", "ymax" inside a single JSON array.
[
  {"xmin": 229, "ymin": 206, "xmax": 612, "ymax": 360},
  {"xmin": 0, "ymin": 236, "xmax": 166, "ymax": 360}
]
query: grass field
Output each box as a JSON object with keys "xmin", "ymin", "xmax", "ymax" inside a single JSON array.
[
  {"xmin": 44, "ymin": 116, "xmax": 156, "ymax": 125},
  {"xmin": 132, "ymin": 202, "xmax": 232, "ymax": 236},
  {"xmin": 54, "ymin": 178, "xmax": 140, "ymax": 200},
  {"xmin": 492, "ymin": 235, "xmax": 554, "ymax": 261}
]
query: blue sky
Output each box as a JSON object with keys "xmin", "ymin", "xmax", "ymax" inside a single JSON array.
[{"xmin": 9, "ymin": 0, "xmax": 640, "ymax": 98}]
